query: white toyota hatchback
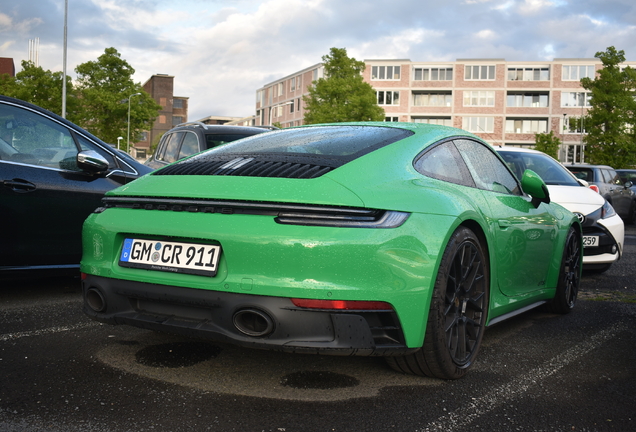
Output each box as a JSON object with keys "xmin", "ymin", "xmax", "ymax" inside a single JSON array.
[{"xmin": 496, "ymin": 147, "xmax": 624, "ymax": 273}]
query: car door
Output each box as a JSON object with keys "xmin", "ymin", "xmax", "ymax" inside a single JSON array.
[
  {"xmin": 0, "ymin": 101, "xmax": 127, "ymax": 269},
  {"xmin": 453, "ymin": 139, "xmax": 558, "ymax": 295},
  {"xmin": 603, "ymin": 168, "xmax": 631, "ymax": 216}
]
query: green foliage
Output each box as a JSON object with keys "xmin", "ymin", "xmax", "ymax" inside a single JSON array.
[
  {"xmin": 272, "ymin": 121, "xmax": 283, "ymax": 129},
  {"xmin": 302, "ymin": 48, "xmax": 385, "ymax": 124},
  {"xmin": 580, "ymin": 46, "xmax": 636, "ymax": 168},
  {"xmin": 0, "ymin": 61, "xmax": 78, "ymax": 122},
  {"xmin": 74, "ymin": 48, "xmax": 161, "ymax": 149},
  {"xmin": 534, "ymin": 130, "xmax": 561, "ymax": 159}
]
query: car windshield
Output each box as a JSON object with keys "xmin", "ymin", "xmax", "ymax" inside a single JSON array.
[
  {"xmin": 191, "ymin": 125, "xmax": 413, "ymax": 164},
  {"xmin": 497, "ymin": 150, "xmax": 580, "ymax": 186}
]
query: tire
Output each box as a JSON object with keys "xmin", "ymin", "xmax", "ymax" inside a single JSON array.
[
  {"xmin": 386, "ymin": 227, "xmax": 489, "ymax": 380},
  {"xmin": 545, "ymin": 227, "xmax": 581, "ymax": 314}
]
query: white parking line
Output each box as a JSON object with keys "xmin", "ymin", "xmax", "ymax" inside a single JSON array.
[
  {"xmin": 0, "ymin": 322, "xmax": 100, "ymax": 342},
  {"xmin": 419, "ymin": 322, "xmax": 627, "ymax": 432}
]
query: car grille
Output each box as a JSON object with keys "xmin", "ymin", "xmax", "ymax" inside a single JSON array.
[{"xmin": 153, "ymin": 157, "xmax": 333, "ymax": 179}]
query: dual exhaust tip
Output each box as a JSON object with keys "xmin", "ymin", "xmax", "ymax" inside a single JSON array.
[{"xmin": 85, "ymin": 287, "xmax": 275, "ymax": 338}]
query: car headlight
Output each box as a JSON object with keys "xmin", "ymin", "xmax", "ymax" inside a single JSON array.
[{"xmin": 601, "ymin": 200, "xmax": 617, "ymax": 219}]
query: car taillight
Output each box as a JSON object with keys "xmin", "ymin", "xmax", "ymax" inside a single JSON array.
[
  {"xmin": 291, "ymin": 298, "xmax": 393, "ymax": 310},
  {"xmin": 589, "ymin": 185, "xmax": 600, "ymax": 193}
]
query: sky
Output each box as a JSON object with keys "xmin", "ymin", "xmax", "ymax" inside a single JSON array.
[{"xmin": 1, "ymin": 0, "xmax": 636, "ymax": 122}]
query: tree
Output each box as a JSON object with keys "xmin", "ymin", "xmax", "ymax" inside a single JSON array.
[
  {"xmin": 580, "ymin": 46, "xmax": 636, "ymax": 167},
  {"xmin": 534, "ymin": 130, "xmax": 561, "ymax": 159},
  {"xmin": 74, "ymin": 47, "xmax": 161, "ymax": 149},
  {"xmin": 0, "ymin": 60, "xmax": 78, "ymax": 122},
  {"xmin": 302, "ymin": 48, "xmax": 385, "ymax": 124}
]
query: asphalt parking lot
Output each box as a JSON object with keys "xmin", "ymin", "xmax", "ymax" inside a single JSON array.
[{"xmin": 1, "ymin": 227, "xmax": 635, "ymax": 432}]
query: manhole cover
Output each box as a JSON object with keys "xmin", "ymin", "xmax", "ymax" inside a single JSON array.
[
  {"xmin": 136, "ymin": 342, "xmax": 221, "ymax": 368},
  {"xmin": 280, "ymin": 371, "xmax": 359, "ymax": 389}
]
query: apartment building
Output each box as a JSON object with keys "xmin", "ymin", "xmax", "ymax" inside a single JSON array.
[{"xmin": 256, "ymin": 57, "xmax": 636, "ymax": 163}]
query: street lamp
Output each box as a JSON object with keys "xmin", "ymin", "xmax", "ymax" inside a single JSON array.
[
  {"xmin": 268, "ymin": 101, "xmax": 293, "ymax": 126},
  {"xmin": 117, "ymin": 136, "xmax": 123, "ymax": 150},
  {"xmin": 127, "ymin": 92, "xmax": 142, "ymax": 153}
]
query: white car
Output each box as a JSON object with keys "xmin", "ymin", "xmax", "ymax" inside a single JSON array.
[{"xmin": 496, "ymin": 147, "xmax": 624, "ymax": 273}]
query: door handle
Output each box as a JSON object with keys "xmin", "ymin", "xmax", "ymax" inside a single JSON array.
[
  {"xmin": 2, "ymin": 178, "xmax": 37, "ymax": 193},
  {"xmin": 498, "ymin": 220, "xmax": 512, "ymax": 228}
]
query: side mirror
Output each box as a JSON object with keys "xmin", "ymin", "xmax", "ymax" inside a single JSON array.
[
  {"xmin": 624, "ymin": 181, "xmax": 633, "ymax": 189},
  {"xmin": 521, "ymin": 169, "xmax": 551, "ymax": 206},
  {"xmin": 77, "ymin": 150, "xmax": 109, "ymax": 174}
]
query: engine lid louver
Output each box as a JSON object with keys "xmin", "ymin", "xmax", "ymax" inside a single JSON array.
[{"xmin": 154, "ymin": 157, "xmax": 333, "ymax": 179}]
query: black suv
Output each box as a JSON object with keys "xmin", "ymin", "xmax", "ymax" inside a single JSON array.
[
  {"xmin": 145, "ymin": 122, "xmax": 275, "ymax": 170},
  {"xmin": 565, "ymin": 164, "xmax": 636, "ymax": 224}
]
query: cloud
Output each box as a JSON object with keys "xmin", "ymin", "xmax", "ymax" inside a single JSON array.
[{"xmin": 1, "ymin": 0, "xmax": 636, "ymax": 120}]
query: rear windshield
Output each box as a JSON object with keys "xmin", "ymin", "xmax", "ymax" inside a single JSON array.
[
  {"xmin": 204, "ymin": 132, "xmax": 265, "ymax": 150},
  {"xmin": 497, "ymin": 150, "xmax": 580, "ymax": 186},
  {"xmin": 190, "ymin": 125, "xmax": 413, "ymax": 166},
  {"xmin": 567, "ymin": 167, "xmax": 594, "ymax": 182}
]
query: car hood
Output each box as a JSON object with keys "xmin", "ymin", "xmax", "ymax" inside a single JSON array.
[{"xmin": 547, "ymin": 185, "xmax": 604, "ymax": 215}]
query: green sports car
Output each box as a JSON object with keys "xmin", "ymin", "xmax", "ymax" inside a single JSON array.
[{"xmin": 81, "ymin": 122, "xmax": 582, "ymax": 379}]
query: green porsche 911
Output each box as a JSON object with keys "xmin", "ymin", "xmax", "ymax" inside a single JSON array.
[{"xmin": 81, "ymin": 122, "xmax": 582, "ymax": 379}]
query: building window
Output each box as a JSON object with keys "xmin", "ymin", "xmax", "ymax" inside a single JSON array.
[
  {"xmin": 372, "ymin": 65, "xmax": 401, "ymax": 80},
  {"xmin": 159, "ymin": 97, "xmax": 167, "ymax": 107},
  {"xmin": 290, "ymin": 99, "xmax": 295, "ymax": 113},
  {"xmin": 507, "ymin": 92, "xmax": 549, "ymax": 107},
  {"xmin": 462, "ymin": 117, "xmax": 494, "ymax": 133},
  {"xmin": 385, "ymin": 117, "xmax": 399, "ymax": 122},
  {"xmin": 505, "ymin": 119, "xmax": 548, "ymax": 134},
  {"xmin": 413, "ymin": 117, "xmax": 452, "ymax": 126},
  {"xmin": 172, "ymin": 116, "xmax": 183, "ymax": 126},
  {"xmin": 464, "ymin": 65, "xmax": 496, "ymax": 80},
  {"xmin": 413, "ymin": 67, "xmax": 453, "ymax": 81},
  {"xmin": 562, "ymin": 65, "xmax": 595, "ymax": 80},
  {"xmin": 173, "ymin": 99, "xmax": 183, "ymax": 109},
  {"xmin": 507, "ymin": 67, "xmax": 550, "ymax": 81},
  {"xmin": 377, "ymin": 91, "xmax": 400, "ymax": 105},
  {"xmin": 463, "ymin": 91, "xmax": 495, "ymax": 107},
  {"xmin": 313, "ymin": 67, "xmax": 323, "ymax": 81},
  {"xmin": 561, "ymin": 92, "xmax": 591, "ymax": 107},
  {"xmin": 290, "ymin": 77, "xmax": 296, "ymax": 92},
  {"xmin": 413, "ymin": 92, "xmax": 452, "ymax": 107},
  {"xmin": 159, "ymin": 115, "xmax": 166, "ymax": 124}
]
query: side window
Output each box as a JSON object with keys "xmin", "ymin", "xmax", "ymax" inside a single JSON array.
[
  {"xmin": 414, "ymin": 141, "xmax": 474, "ymax": 187},
  {"xmin": 157, "ymin": 132, "xmax": 184, "ymax": 163},
  {"xmin": 454, "ymin": 139, "xmax": 521, "ymax": 195},
  {"xmin": 178, "ymin": 132, "xmax": 200, "ymax": 159},
  {"xmin": 605, "ymin": 169, "xmax": 621, "ymax": 185},
  {"xmin": 0, "ymin": 104, "xmax": 77, "ymax": 170}
]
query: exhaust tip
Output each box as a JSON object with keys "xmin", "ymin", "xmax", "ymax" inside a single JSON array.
[
  {"xmin": 233, "ymin": 308, "xmax": 275, "ymax": 337},
  {"xmin": 86, "ymin": 287, "xmax": 107, "ymax": 312}
]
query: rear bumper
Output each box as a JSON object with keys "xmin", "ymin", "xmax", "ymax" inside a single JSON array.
[{"xmin": 82, "ymin": 275, "xmax": 416, "ymax": 356}]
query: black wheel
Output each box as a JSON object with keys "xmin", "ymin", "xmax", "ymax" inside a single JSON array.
[
  {"xmin": 545, "ymin": 227, "xmax": 581, "ymax": 314},
  {"xmin": 386, "ymin": 227, "xmax": 488, "ymax": 380}
]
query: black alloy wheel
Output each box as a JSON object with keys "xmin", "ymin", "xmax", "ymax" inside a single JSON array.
[
  {"xmin": 386, "ymin": 227, "xmax": 488, "ymax": 379},
  {"xmin": 545, "ymin": 227, "xmax": 581, "ymax": 314}
]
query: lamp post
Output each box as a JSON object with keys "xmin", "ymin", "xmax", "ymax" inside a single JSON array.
[
  {"xmin": 127, "ymin": 92, "xmax": 141, "ymax": 153},
  {"xmin": 268, "ymin": 101, "xmax": 293, "ymax": 126},
  {"xmin": 117, "ymin": 136, "xmax": 123, "ymax": 150}
]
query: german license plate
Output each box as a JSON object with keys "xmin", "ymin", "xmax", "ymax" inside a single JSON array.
[
  {"xmin": 582, "ymin": 235, "xmax": 599, "ymax": 248},
  {"xmin": 119, "ymin": 238, "xmax": 221, "ymax": 276}
]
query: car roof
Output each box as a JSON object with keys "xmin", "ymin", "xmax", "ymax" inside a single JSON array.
[{"xmin": 169, "ymin": 121, "xmax": 276, "ymax": 135}]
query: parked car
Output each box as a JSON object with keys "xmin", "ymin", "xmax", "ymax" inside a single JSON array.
[
  {"xmin": 0, "ymin": 95, "xmax": 152, "ymax": 274},
  {"xmin": 145, "ymin": 122, "xmax": 274, "ymax": 169},
  {"xmin": 498, "ymin": 148, "xmax": 624, "ymax": 273},
  {"xmin": 81, "ymin": 122, "xmax": 582, "ymax": 380},
  {"xmin": 616, "ymin": 169, "xmax": 636, "ymax": 194},
  {"xmin": 564, "ymin": 164, "xmax": 636, "ymax": 224}
]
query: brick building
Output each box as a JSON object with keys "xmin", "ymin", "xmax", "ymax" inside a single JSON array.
[
  {"xmin": 133, "ymin": 74, "xmax": 188, "ymax": 159},
  {"xmin": 0, "ymin": 58, "xmax": 16, "ymax": 77},
  {"xmin": 256, "ymin": 57, "xmax": 636, "ymax": 163}
]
